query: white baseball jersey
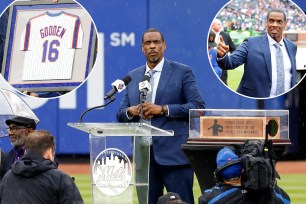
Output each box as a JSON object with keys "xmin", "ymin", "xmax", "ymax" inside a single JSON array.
[{"xmin": 20, "ymin": 11, "xmax": 83, "ymax": 81}]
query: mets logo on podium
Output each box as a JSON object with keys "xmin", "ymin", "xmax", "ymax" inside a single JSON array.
[{"xmin": 92, "ymin": 148, "xmax": 132, "ymax": 196}]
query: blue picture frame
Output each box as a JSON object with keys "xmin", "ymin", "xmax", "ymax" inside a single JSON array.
[{"xmin": 2, "ymin": 0, "xmax": 97, "ymax": 92}]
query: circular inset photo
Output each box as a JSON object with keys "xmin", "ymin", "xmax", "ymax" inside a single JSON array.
[
  {"xmin": 207, "ymin": 0, "xmax": 306, "ymax": 99},
  {"xmin": 0, "ymin": 0, "xmax": 98, "ymax": 98}
]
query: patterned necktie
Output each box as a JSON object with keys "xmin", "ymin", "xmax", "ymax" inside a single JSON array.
[
  {"xmin": 141, "ymin": 70, "xmax": 157, "ymax": 145},
  {"xmin": 274, "ymin": 43, "xmax": 285, "ymax": 95},
  {"xmin": 146, "ymin": 70, "xmax": 157, "ymax": 103}
]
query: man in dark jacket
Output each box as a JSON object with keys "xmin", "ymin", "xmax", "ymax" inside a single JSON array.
[
  {"xmin": 0, "ymin": 130, "xmax": 83, "ymax": 204},
  {"xmin": 1, "ymin": 116, "xmax": 37, "ymax": 179},
  {"xmin": 211, "ymin": 18, "xmax": 236, "ymax": 85},
  {"xmin": 198, "ymin": 147, "xmax": 290, "ymax": 204}
]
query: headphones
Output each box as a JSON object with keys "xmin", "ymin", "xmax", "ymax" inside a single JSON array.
[{"xmin": 214, "ymin": 159, "xmax": 241, "ymax": 183}]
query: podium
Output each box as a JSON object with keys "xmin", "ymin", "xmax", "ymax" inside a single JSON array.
[{"xmin": 68, "ymin": 122, "xmax": 173, "ymax": 204}]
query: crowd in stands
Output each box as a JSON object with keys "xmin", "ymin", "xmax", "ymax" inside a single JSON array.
[{"xmin": 217, "ymin": 0, "xmax": 306, "ymax": 33}]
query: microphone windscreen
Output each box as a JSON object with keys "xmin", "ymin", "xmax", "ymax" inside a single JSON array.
[
  {"xmin": 139, "ymin": 80, "xmax": 151, "ymax": 93},
  {"xmin": 142, "ymin": 74, "xmax": 150, "ymax": 82},
  {"xmin": 122, "ymin": 75, "xmax": 132, "ymax": 85}
]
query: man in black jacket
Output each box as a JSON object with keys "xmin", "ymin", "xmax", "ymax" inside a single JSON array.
[
  {"xmin": 0, "ymin": 130, "xmax": 83, "ymax": 204},
  {"xmin": 1, "ymin": 116, "xmax": 37, "ymax": 179},
  {"xmin": 211, "ymin": 18, "xmax": 236, "ymax": 85}
]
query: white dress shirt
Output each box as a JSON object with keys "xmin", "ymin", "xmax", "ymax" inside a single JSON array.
[
  {"xmin": 212, "ymin": 30, "xmax": 221, "ymax": 44},
  {"xmin": 267, "ymin": 34, "xmax": 292, "ymax": 97},
  {"xmin": 145, "ymin": 58, "xmax": 164, "ymax": 103}
]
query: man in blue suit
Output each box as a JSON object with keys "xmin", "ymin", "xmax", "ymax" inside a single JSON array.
[
  {"xmin": 117, "ymin": 28, "xmax": 205, "ymax": 204},
  {"xmin": 217, "ymin": 9, "xmax": 297, "ymax": 98}
]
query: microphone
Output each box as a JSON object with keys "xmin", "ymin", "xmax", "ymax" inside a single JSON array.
[
  {"xmin": 104, "ymin": 75, "xmax": 132, "ymax": 100},
  {"xmin": 139, "ymin": 74, "xmax": 151, "ymax": 102},
  {"xmin": 80, "ymin": 75, "xmax": 131, "ymax": 122}
]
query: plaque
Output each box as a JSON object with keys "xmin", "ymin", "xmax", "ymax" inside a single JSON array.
[{"xmin": 200, "ymin": 116, "xmax": 280, "ymax": 140}]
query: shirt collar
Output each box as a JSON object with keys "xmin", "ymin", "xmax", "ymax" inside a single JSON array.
[
  {"xmin": 13, "ymin": 145, "xmax": 26, "ymax": 161},
  {"xmin": 267, "ymin": 33, "xmax": 284, "ymax": 46},
  {"xmin": 145, "ymin": 57, "xmax": 164, "ymax": 73}
]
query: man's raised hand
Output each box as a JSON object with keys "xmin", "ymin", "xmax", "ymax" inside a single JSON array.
[{"xmin": 217, "ymin": 35, "xmax": 229, "ymax": 58}]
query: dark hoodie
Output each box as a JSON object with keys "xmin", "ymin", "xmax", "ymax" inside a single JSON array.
[{"xmin": 0, "ymin": 150, "xmax": 83, "ymax": 204}]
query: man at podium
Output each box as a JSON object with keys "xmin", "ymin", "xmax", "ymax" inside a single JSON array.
[{"xmin": 117, "ymin": 28, "xmax": 205, "ymax": 204}]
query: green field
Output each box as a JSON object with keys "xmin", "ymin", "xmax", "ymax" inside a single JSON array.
[
  {"xmin": 278, "ymin": 174, "xmax": 306, "ymax": 203},
  {"xmin": 73, "ymin": 173, "xmax": 306, "ymax": 204},
  {"xmin": 227, "ymin": 65, "xmax": 244, "ymax": 92}
]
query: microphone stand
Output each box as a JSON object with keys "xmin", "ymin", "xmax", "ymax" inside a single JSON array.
[
  {"xmin": 140, "ymin": 93, "xmax": 144, "ymax": 117},
  {"xmin": 139, "ymin": 90, "xmax": 147, "ymax": 117},
  {"xmin": 79, "ymin": 95, "xmax": 116, "ymax": 122}
]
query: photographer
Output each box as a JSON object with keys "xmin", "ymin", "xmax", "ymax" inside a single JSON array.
[{"xmin": 198, "ymin": 147, "xmax": 290, "ymax": 204}]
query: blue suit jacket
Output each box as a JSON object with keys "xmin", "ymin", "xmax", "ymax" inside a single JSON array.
[
  {"xmin": 117, "ymin": 59, "xmax": 205, "ymax": 165},
  {"xmin": 218, "ymin": 34, "xmax": 297, "ymax": 98}
]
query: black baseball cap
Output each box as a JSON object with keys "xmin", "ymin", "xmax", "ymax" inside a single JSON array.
[
  {"xmin": 208, "ymin": 31, "xmax": 217, "ymax": 47},
  {"xmin": 5, "ymin": 116, "xmax": 36, "ymax": 129},
  {"xmin": 157, "ymin": 192, "xmax": 188, "ymax": 204}
]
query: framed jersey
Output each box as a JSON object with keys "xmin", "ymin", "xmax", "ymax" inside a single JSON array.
[{"xmin": 1, "ymin": 0, "xmax": 97, "ymax": 93}]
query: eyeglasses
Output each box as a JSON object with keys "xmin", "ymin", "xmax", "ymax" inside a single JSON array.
[{"xmin": 6, "ymin": 126, "xmax": 27, "ymax": 133}]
